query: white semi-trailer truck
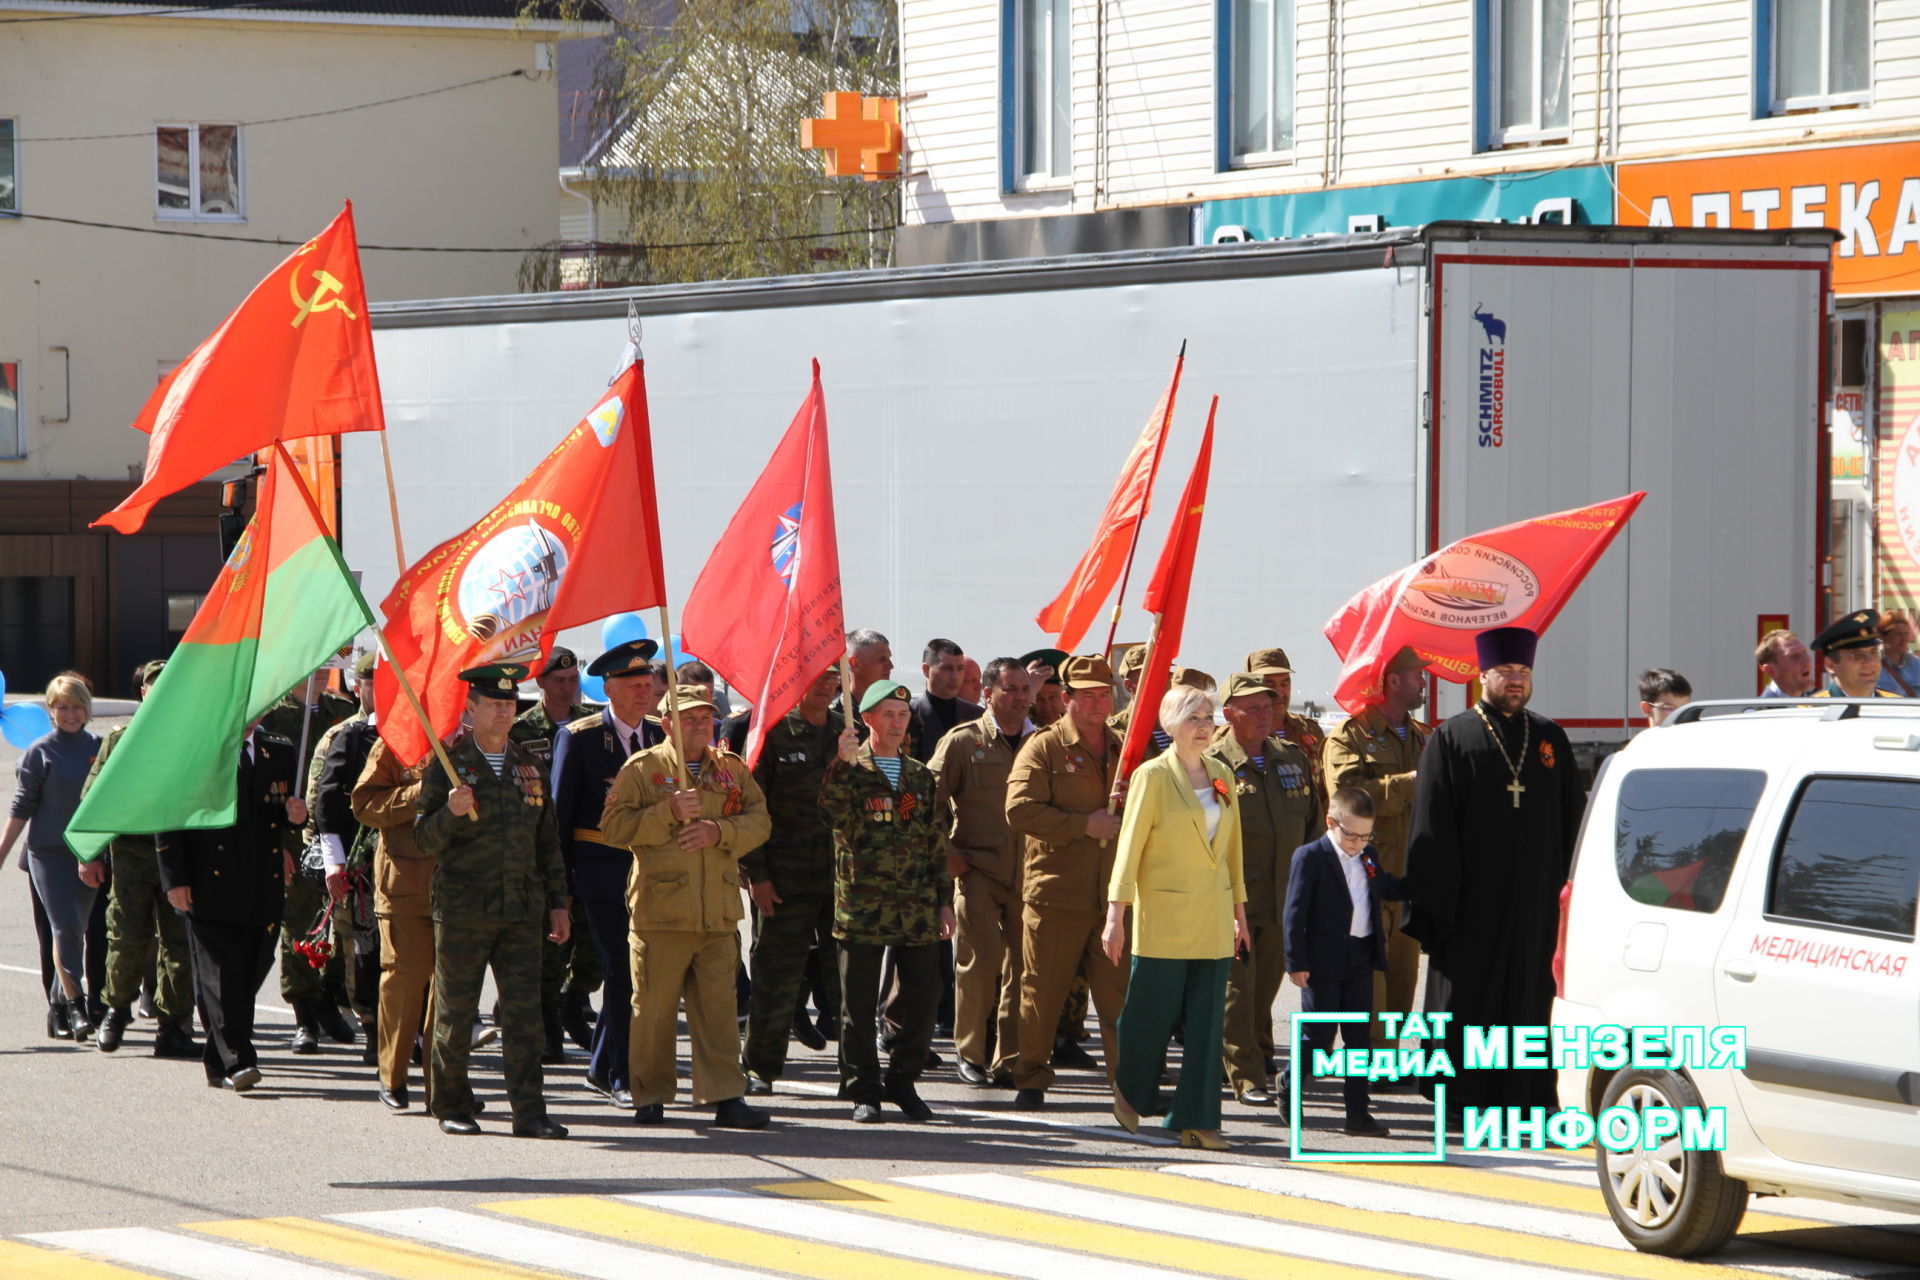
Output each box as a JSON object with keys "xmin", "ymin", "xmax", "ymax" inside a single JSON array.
[{"xmin": 351, "ymin": 222, "xmax": 1834, "ymax": 753}]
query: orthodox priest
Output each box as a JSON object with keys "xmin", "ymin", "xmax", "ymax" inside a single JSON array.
[{"xmin": 1403, "ymin": 626, "xmax": 1585, "ymax": 1112}]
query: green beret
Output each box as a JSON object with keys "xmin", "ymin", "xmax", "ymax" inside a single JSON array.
[{"xmin": 859, "ymin": 679, "xmax": 911, "ymax": 713}]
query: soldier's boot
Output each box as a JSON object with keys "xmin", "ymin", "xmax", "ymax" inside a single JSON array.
[
  {"xmin": 541, "ymin": 1007, "xmax": 566, "ymax": 1065},
  {"xmin": 290, "ymin": 1000, "xmax": 321, "ymax": 1055},
  {"xmin": 153, "ymin": 1021, "xmax": 199, "ymax": 1059},
  {"xmin": 96, "ymin": 1007, "xmax": 132, "ymax": 1053},
  {"xmin": 559, "ymin": 992, "xmax": 594, "ymax": 1050},
  {"xmin": 315, "ymin": 998, "xmax": 358, "ymax": 1046}
]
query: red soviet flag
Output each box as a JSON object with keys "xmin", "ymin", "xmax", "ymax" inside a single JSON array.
[
  {"xmin": 1035, "ymin": 352, "xmax": 1183, "ymax": 652},
  {"xmin": 375, "ymin": 360, "xmax": 666, "ymax": 765},
  {"xmin": 1119, "ymin": 400, "xmax": 1215, "ymax": 784},
  {"xmin": 681, "ymin": 361, "xmax": 844, "ymax": 768},
  {"xmin": 97, "ymin": 202, "xmax": 384, "ymax": 534},
  {"xmin": 1324, "ymin": 491, "xmax": 1647, "ymax": 714}
]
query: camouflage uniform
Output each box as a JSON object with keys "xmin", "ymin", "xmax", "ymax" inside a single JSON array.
[
  {"xmin": 415, "ymin": 731, "xmax": 568, "ymax": 1125},
  {"xmin": 819, "ymin": 742, "xmax": 952, "ymax": 1103},
  {"xmin": 741, "ymin": 708, "xmax": 841, "ymax": 1083},
  {"xmin": 510, "ymin": 701, "xmax": 601, "ymax": 1017},
  {"xmin": 87, "ymin": 726, "xmax": 193, "ymax": 1033},
  {"xmin": 261, "ymin": 689, "xmax": 356, "ymax": 1005}
]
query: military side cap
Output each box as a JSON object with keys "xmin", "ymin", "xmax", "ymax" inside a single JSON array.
[
  {"xmin": 1060, "ymin": 654, "xmax": 1113, "ymax": 689},
  {"xmin": 1171, "ymin": 666, "xmax": 1215, "ymax": 691},
  {"xmin": 1245, "ymin": 647, "xmax": 1293, "ymax": 675},
  {"xmin": 1812, "ymin": 609, "xmax": 1881, "ymax": 654},
  {"xmin": 353, "ymin": 651, "xmax": 377, "ymax": 680},
  {"xmin": 1117, "ymin": 644, "xmax": 1148, "ymax": 678},
  {"xmin": 1475, "ymin": 626, "xmax": 1538, "ymax": 669},
  {"xmin": 459, "ymin": 662, "xmax": 529, "ymax": 699},
  {"xmin": 859, "ymin": 679, "xmax": 911, "ymax": 713},
  {"xmin": 1020, "ymin": 647, "xmax": 1067, "ymax": 672},
  {"xmin": 1222, "ymin": 671, "xmax": 1277, "ymax": 702},
  {"xmin": 541, "ymin": 646, "xmax": 579, "ymax": 674},
  {"xmin": 1385, "ymin": 645, "xmax": 1427, "ymax": 674},
  {"xmin": 136, "ymin": 659, "xmax": 167, "ymax": 687},
  {"xmin": 588, "ymin": 638, "xmax": 659, "ymax": 677},
  {"xmin": 665, "ymin": 683, "xmax": 717, "ymax": 714}
]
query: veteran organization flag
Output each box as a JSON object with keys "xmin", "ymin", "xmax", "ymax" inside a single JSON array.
[
  {"xmin": 680, "ymin": 361, "xmax": 844, "ymax": 768},
  {"xmin": 67, "ymin": 446, "xmax": 374, "ymax": 860},
  {"xmin": 374, "ymin": 360, "xmax": 666, "ymax": 766},
  {"xmin": 1324, "ymin": 492, "xmax": 1647, "ymax": 715},
  {"xmin": 96, "ymin": 203, "xmax": 384, "ymax": 535}
]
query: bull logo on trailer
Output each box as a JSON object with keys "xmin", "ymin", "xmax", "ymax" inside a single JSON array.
[
  {"xmin": 1397, "ymin": 547, "xmax": 1539, "ymax": 629},
  {"xmin": 454, "ymin": 519, "xmax": 570, "ymax": 659}
]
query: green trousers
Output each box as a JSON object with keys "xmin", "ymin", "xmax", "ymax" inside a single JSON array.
[
  {"xmin": 540, "ymin": 898, "xmax": 601, "ymax": 1006},
  {"xmin": 429, "ymin": 917, "xmax": 547, "ymax": 1124},
  {"xmin": 1114, "ymin": 955, "xmax": 1230, "ymax": 1132},
  {"xmin": 102, "ymin": 841, "xmax": 192, "ymax": 1025},
  {"xmin": 742, "ymin": 893, "xmax": 837, "ymax": 1082}
]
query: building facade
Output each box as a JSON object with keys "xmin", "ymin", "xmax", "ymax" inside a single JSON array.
[
  {"xmin": 899, "ymin": 0, "xmax": 1920, "ymax": 616},
  {"xmin": 0, "ymin": 0, "xmax": 602, "ymax": 693}
]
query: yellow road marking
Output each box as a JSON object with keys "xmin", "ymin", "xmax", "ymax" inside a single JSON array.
[
  {"xmin": 0, "ymin": 1240, "xmax": 165, "ymax": 1279},
  {"xmin": 485, "ymin": 1194, "xmax": 999, "ymax": 1280},
  {"xmin": 189, "ymin": 1216, "xmax": 575, "ymax": 1279}
]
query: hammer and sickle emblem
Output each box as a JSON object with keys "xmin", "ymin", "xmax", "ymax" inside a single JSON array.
[{"xmin": 290, "ymin": 268, "xmax": 356, "ymax": 328}]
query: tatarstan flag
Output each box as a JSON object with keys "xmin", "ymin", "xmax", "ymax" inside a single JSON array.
[{"xmin": 66, "ymin": 445, "xmax": 374, "ymax": 861}]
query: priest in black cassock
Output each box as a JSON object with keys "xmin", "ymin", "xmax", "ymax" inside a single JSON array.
[{"xmin": 1402, "ymin": 626, "xmax": 1586, "ymax": 1112}]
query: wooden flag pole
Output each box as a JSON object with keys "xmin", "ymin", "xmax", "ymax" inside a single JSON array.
[
  {"xmin": 369, "ymin": 627, "xmax": 476, "ymax": 822},
  {"xmin": 1104, "ymin": 610, "xmax": 1166, "ymax": 838},
  {"xmin": 291, "ymin": 674, "xmax": 317, "ymax": 801},
  {"xmin": 839, "ymin": 654, "xmax": 858, "ymax": 737},
  {"xmin": 656, "ymin": 602, "xmax": 693, "ymax": 792},
  {"xmin": 1099, "ymin": 340, "xmax": 1185, "ymax": 658},
  {"xmin": 378, "ymin": 430, "xmax": 410, "ymax": 574}
]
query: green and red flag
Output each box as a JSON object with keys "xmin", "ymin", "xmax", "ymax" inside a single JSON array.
[{"xmin": 66, "ymin": 445, "xmax": 374, "ymax": 860}]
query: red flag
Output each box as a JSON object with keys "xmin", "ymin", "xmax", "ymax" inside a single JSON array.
[
  {"xmin": 681, "ymin": 362, "xmax": 844, "ymax": 768},
  {"xmin": 96, "ymin": 203, "xmax": 384, "ymax": 534},
  {"xmin": 1323, "ymin": 492, "xmax": 1647, "ymax": 714},
  {"xmin": 374, "ymin": 360, "xmax": 666, "ymax": 765},
  {"xmin": 1119, "ymin": 400, "xmax": 1215, "ymax": 783},
  {"xmin": 1035, "ymin": 353, "xmax": 1182, "ymax": 651}
]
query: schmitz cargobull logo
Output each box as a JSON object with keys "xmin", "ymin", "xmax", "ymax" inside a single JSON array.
[{"xmin": 1474, "ymin": 303, "xmax": 1507, "ymax": 449}]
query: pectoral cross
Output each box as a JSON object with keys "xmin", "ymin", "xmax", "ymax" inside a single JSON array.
[{"xmin": 1507, "ymin": 778, "xmax": 1526, "ymax": 808}]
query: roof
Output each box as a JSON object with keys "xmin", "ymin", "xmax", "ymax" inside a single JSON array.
[{"xmin": 0, "ymin": 0, "xmax": 613, "ymax": 29}]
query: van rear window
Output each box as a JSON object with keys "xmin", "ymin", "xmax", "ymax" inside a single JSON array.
[
  {"xmin": 1769, "ymin": 777, "xmax": 1920, "ymax": 940},
  {"xmin": 1614, "ymin": 769, "xmax": 1766, "ymax": 914}
]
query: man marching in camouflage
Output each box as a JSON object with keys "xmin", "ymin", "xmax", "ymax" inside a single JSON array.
[
  {"xmin": 414, "ymin": 663, "xmax": 570, "ymax": 1139},
  {"xmin": 89, "ymin": 659, "xmax": 196, "ymax": 1058},
  {"xmin": 741, "ymin": 667, "xmax": 844, "ymax": 1093},
  {"xmin": 821, "ymin": 679, "xmax": 955, "ymax": 1123}
]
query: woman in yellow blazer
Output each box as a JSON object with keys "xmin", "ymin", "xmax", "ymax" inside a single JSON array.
[{"xmin": 1102, "ymin": 685, "xmax": 1249, "ymax": 1149}]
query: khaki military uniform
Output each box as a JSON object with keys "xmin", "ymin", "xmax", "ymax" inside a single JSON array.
[
  {"xmin": 1005, "ymin": 717, "xmax": 1128, "ymax": 1092},
  {"xmin": 600, "ymin": 742, "xmax": 771, "ymax": 1108},
  {"xmin": 929, "ymin": 713, "xmax": 1025, "ymax": 1077},
  {"xmin": 1208, "ymin": 729, "xmax": 1320, "ymax": 1095},
  {"xmin": 352, "ymin": 739, "xmax": 434, "ymax": 1095},
  {"xmin": 819, "ymin": 742, "xmax": 953, "ymax": 1102},
  {"xmin": 1322, "ymin": 706, "xmax": 1430, "ymax": 1042},
  {"xmin": 1281, "ymin": 711, "xmax": 1329, "ymax": 809},
  {"xmin": 87, "ymin": 725, "xmax": 194, "ymax": 1033},
  {"xmin": 414, "ymin": 733, "xmax": 567, "ymax": 1125}
]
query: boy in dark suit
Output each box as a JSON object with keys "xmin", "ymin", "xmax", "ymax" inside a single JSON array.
[{"xmin": 1283, "ymin": 786, "xmax": 1406, "ymax": 1136}]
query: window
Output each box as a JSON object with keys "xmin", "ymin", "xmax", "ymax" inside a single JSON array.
[
  {"xmin": 1770, "ymin": 776, "xmax": 1920, "ymax": 939},
  {"xmin": 0, "ymin": 118, "xmax": 16, "ymax": 214},
  {"xmin": 1225, "ymin": 0, "xmax": 1294, "ymax": 164},
  {"xmin": 1484, "ymin": 0, "xmax": 1570, "ymax": 146},
  {"xmin": 1614, "ymin": 769, "xmax": 1766, "ymax": 914},
  {"xmin": 165, "ymin": 593, "xmax": 203, "ymax": 632},
  {"xmin": 0, "ymin": 361, "xmax": 19, "ymax": 457},
  {"xmin": 156, "ymin": 124, "xmax": 242, "ymax": 220},
  {"xmin": 1768, "ymin": 0, "xmax": 1870, "ymax": 113},
  {"xmin": 1011, "ymin": 0, "xmax": 1070, "ymax": 184}
]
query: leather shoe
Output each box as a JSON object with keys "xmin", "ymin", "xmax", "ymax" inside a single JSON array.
[
  {"xmin": 226, "ymin": 1066, "xmax": 262, "ymax": 1093},
  {"xmin": 584, "ymin": 1072, "xmax": 616, "ymax": 1100},
  {"xmin": 439, "ymin": 1114, "xmax": 481, "ymax": 1135},
  {"xmin": 954, "ymin": 1058, "xmax": 991, "ymax": 1087},
  {"xmin": 713, "ymin": 1097, "xmax": 770, "ymax": 1130},
  {"xmin": 66, "ymin": 1002, "xmax": 95, "ymax": 1043},
  {"xmin": 379, "ymin": 1085, "xmax": 409, "ymax": 1112},
  {"xmin": 883, "ymin": 1082, "xmax": 933, "ymax": 1122},
  {"xmin": 97, "ymin": 1007, "xmax": 131, "ymax": 1053},
  {"xmin": 1239, "ymin": 1088, "xmax": 1275, "ymax": 1107},
  {"xmin": 1011, "ymin": 1088, "xmax": 1045, "ymax": 1111},
  {"xmin": 632, "ymin": 1103, "xmax": 665, "ymax": 1125},
  {"xmin": 316, "ymin": 1001, "xmax": 358, "ymax": 1045},
  {"xmin": 745, "ymin": 1074, "xmax": 774, "ymax": 1096},
  {"xmin": 48, "ymin": 1004, "xmax": 72, "ymax": 1040},
  {"xmin": 1343, "ymin": 1112, "xmax": 1392, "ymax": 1137},
  {"xmin": 990, "ymin": 1068, "xmax": 1015, "ymax": 1088},
  {"xmin": 791, "ymin": 1015, "xmax": 827, "ymax": 1051},
  {"xmin": 850, "ymin": 1103, "xmax": 884, "ymax": 1123},
  {"xmin": 610, "ymin": 1087, "xmax": 634, "ymax": 1109},
  {"xmin": 513, "ymin": 1116, "xmax": 569, "ymax": 1139},
  {"xmin": 290, "ymin": 1023, "xmax": 320, "ymax": 1055},
  {"xmin": 153, "ymin": 1023, "xmax": 199, "ymax": 1059},
  {"xmin": 1050, "ymin": 1040, "xmax": 1097, "ymax": 1070}
]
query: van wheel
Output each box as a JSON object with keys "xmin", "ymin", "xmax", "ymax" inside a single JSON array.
[{"xmin": 1595, "ymin": 1069, "xmax": 1747, "ymax": 1257}]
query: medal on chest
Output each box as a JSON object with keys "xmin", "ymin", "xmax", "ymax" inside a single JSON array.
[{"xmin": 515, "ymin": 763, "xmax": 544, "ymax": 806}]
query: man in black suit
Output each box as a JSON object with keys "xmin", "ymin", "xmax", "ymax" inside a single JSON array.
[
  {"xmin": 909, "ymin": 638, "xmax": 980, "ymax": 762},
  {"xmin": 1282, "ymin": 786, "xmax": 1406, "ymax": 1136},
  {"xmin": 158, "ymin": 721, "xmax": 304, "ymax": 1092}
]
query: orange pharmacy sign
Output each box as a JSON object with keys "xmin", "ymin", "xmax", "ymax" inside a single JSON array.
[{"xmin": 1617, "ymin": 141, "xmax": 1920, "ymax": 295}]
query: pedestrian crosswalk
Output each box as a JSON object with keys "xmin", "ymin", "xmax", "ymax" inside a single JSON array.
[{"xmin": 11, "ymin": 1156, "xmax": 1917, "ymax": 1280}]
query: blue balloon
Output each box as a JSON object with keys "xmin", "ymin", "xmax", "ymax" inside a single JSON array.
[
  {"xmin": 0, "ymin": 702, "xmax": 53, "ymax": 749},
  {"xmin": 600, "ymin": 612, "xmax": 650, "ymax": 651},
  {"xmin": 580, "ymin": 673, "xmax": 607, "ymax": 705}
]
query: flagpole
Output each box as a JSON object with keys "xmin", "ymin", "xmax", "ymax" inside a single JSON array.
[
  {"xmin": 378, "ymin": 432, "xmax": 410, "ymax": 573},
  {"xmin": 839, "ymin": 654, "xmax": 857, "ymax": 733},
  {"xmin": 656, "ymin": 602, "xmax": 693, "ymax": 792},
  {"xmin": 369, "ymin": 627, "xmax": 477, "ymax": 822},
  {"xmin": 293, "ymin": 673, "xmax": 317, "ymax": 800},
  {"xmin": 1099, "ymin": 341, "xmax": 1185, "ymax": 658},
  {"xmin": 1104, "ymin": 611, "xmax": 1165, "ymax": 842}
]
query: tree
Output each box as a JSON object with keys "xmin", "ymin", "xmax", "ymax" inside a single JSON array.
[{"xmin": 522, "ymin": 0, "xmax": 898, "ymax": 289}]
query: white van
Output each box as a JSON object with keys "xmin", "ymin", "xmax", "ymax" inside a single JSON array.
[{"xmin": 1551, "ymin": 698, "xmax": 1920, "ymax": 1257}]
